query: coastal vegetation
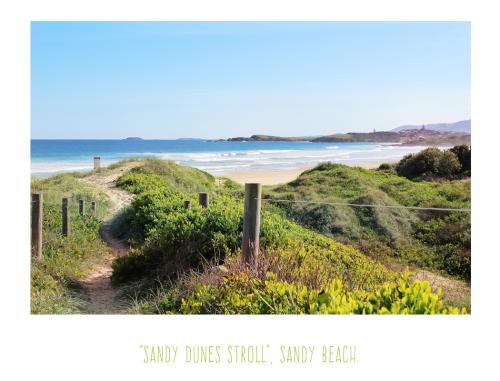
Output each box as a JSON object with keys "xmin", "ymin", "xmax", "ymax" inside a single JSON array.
[
  {"xmin": 111, "ymin": 160, "xmax": 391, "ymax": 289},
  {"xmin": 110, "ymin": 158, "xmax": 466, "ymax": 314},
  {"xmin": 30, "ymin": 148, "xmax": 470, "ymax": 314},
  {"xmin": 30, "ymin": 174, "xmax": 112, "ymax": 313},
  {"xmin": 392, "ymin": 145, "xmax": 471, "ymax": 180},
  {"xmin": 265, "ymin": 147, "xmax": 471, "ymax": 284}
]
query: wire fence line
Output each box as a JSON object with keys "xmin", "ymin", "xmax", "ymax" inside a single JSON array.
[{"xmin": 256, "ymin": 198, "xmax": 471, "ymax": 213}]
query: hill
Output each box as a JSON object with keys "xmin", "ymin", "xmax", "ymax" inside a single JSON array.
[
  {"xmin": 226, "ymin": 129, "xmax": 470, "ymax": 145},
  {"xmin": 108, "ymin": 159, "xmax": 465, "ymax": 313},
  {"xmin": 228, "ymin": 134, "xmax": 311, "ymax": 142},
  {"xmin": 392, "ymin": 120, "xmax": 471, "ymax": 133},
  {"xmin": 311, "ymin": 131, "xmax": 401, "ymax": 143},
  {"xmin": 265, "ymin": 161, "xmax": 471, "ymax": 291},
  {"xmin": 31, "ymin": 158, "xmax": 468, "ymax": 314}
]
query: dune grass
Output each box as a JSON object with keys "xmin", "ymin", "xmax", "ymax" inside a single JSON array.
[
  {"xmin": 30, "ymin": 173, "xmax": 112, "ymax": 314},
  {"xmin": 265, "ymin": 163, "xmax": 471, "ymax": 281}
]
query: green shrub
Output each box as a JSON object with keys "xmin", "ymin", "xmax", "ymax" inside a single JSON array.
[
  {"xmin": 396, "ymin": 148, "xmax": 440, "ymax": 179},
  {"xmin": 414, "ymin": 213, "xmax": 471, "ymax": 279},
  {"xmin": 377, "ymin": 162, "xmax": 395, "ymax": 173},
  {"xmin": 176, "ymin": 273, "xmax": 464, "ymax": 315},
  {"xmin": 395, "ymin": 146, "xmax": 468, "ymax": 180},
  {"xmin": 120, "ymin": 158, "xmax": 215, "ymax": 194},
  {"xmin": 450, "ymin": 145, "xmax": 471, "ymax": 175},
  {"xmin": 437, "ymin": 151, "xmax": 461, "ymax": 178},
  {"xmin": 116, "ymin": 189, "xmax": 184, "ymax": 240}
]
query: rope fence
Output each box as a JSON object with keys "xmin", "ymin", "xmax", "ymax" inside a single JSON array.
[
  {"xmin": 257, "ymin": 198, "xmax": 471, "ymax": 213},
  {"xmin": 31, "ymin": 180, "xmax": 471, "ymax": 269}
]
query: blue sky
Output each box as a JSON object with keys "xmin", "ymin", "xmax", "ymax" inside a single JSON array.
[{"xmin": 31, "ymin": 22, "xmax": 470, "ymax": 139}]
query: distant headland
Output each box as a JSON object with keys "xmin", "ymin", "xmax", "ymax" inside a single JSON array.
[{"xmin": 224, "ymin": 120, "xmax": 471, "ymax": 146}]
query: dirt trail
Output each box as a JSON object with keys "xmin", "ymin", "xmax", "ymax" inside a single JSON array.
[
  {"xmin": 413, "ymin": 269, "xmax": 470, "ymax": 308},
  {"xmin": 79, "ymin": 162, "xmax": 141, "ymax": 314},
  {"xmin": 387, "ymin": 261, "xmax": 471, "ymax": 308}
]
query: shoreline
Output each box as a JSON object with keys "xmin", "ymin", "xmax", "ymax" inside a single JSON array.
[
  {"xmin": 31, "ymin": 141, "xmax": 437, "ymax": 180},
  {"xmin": 31, "ymin": 158, "xmax": 398, "ymax": 183},
  {"xmin": 220, "ymin": 161, "xmax": 392, "ymax": 185},
  {"xmin": 31, "ymin": 160, "xmax": 396, "ymax": 183}
]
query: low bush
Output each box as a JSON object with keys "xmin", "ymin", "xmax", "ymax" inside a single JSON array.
[
  {"xmin": 176, "ymin": 273, "xmax": 465, "ymax": 314},
  {"xmin": 395, "ymin": 146, "xmax": 470, "ymax": 180},
  {"xmin": 377, "ymin": 162, "xmax": 395, "ymax": 173},
  {"xmin": 413, "ymin": 213, "xmax": 471, "ymax": 279},
  {"xmin": 119, "ymin": 158, "xmax": 215, "ymax": 194},
  {"xmin": 450, "ymin": 145, "xmax": 471, "ymax": 175},
  {"xmin": 112, "ymin": 192, "xmax": 393, "ymax": 291}
]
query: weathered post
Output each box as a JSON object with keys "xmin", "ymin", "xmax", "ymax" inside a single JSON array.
[
  {"xmin": 242, "ymin": 183, "xmax": 262, "ymax": 267},
  {"xmin": 31, "ymin": 193, "xmax": 43, "ymax": 260},
  {"xmin": 62, "ymin": 197, "xmax": 71, "ymax": 237},
  {"xmin": 184, "ymin": 200, "xmax": 191, "ymax": 209},
  {"xmin": 199, "ymin": 192, "xmax": 209, "ymax": 208},
  {"xmin": 91, "ymin": 201, "xmax": 97, "ymax": 216},
  {"xmin": 93, "ymin": 156, "xmax": 101, "ymax": 170},
  {"xmin": 79, "ymin": 199, "xmax": 85, "ymax": 215}
]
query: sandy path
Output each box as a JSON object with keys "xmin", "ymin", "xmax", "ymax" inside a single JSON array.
[
  {"xmin": 413, "ymin": 269, "xmax": 471, "ymax": 308},
  {"xmin": 79, "ymin": 162, "xmax": 141, "ymax": 314},
  {"xmin": 388, "ymin": 260, "xmax": 471, "ymax": 308}
]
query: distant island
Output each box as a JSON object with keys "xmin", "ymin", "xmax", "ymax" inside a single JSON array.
[
  {"xmin": 227, "ymin": 134, "xmax": 314, "ymax": 142},
  {"xmin": 225, "ymin": 120, "xmax": 471, "ymax": 146},
  {"xmin": 124, "ymin": 137, "xmax": 143, "ymax": 141}
]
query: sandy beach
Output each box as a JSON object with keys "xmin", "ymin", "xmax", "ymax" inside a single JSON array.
[
  {"xmin": 222, "ymin": 167, "xmax": 311, "ymax": 185},
  {"xmin": 222, "ymin": 161, "xmax": 392, "ymax": 185}
]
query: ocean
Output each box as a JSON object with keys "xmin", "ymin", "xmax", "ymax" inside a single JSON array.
[{"xmin": 31, "ymin": 139, "xmax": 429, "ymax": 177}]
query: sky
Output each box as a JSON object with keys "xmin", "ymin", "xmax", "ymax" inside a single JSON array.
[{"xmin": 31, "ymin": 22, "xmax": 470, "ymax": 139}]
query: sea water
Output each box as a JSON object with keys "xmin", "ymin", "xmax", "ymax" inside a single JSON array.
[{"xmin": 31, "ymin": 139, "xmax": 429, "ymax": 177}]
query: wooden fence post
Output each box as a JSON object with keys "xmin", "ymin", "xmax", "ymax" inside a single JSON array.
[
  {"xmin": 184, "ymin": 200, "xmax": 191, "ymax": 209},
  {"xmin": 242, "ymin": 183, "xmax": 262, "ymax": 267},
  {"xmin": 62, "ymin": 197, "xmax": 71, "ymax": 237},
  {"xmin": 91, "ymin": 201, "xmax": 97, "ymax": 216},
  {"xmin": 79, "ymin": 199, "xmax": 85, "ymax": 215},
  {"xmin": 31, "ymin": 193, "xmax": 43, "ymax": 260},
  {"xmin": 199, "ymin": 192, "xmax": 209, "ymax": 208}
]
